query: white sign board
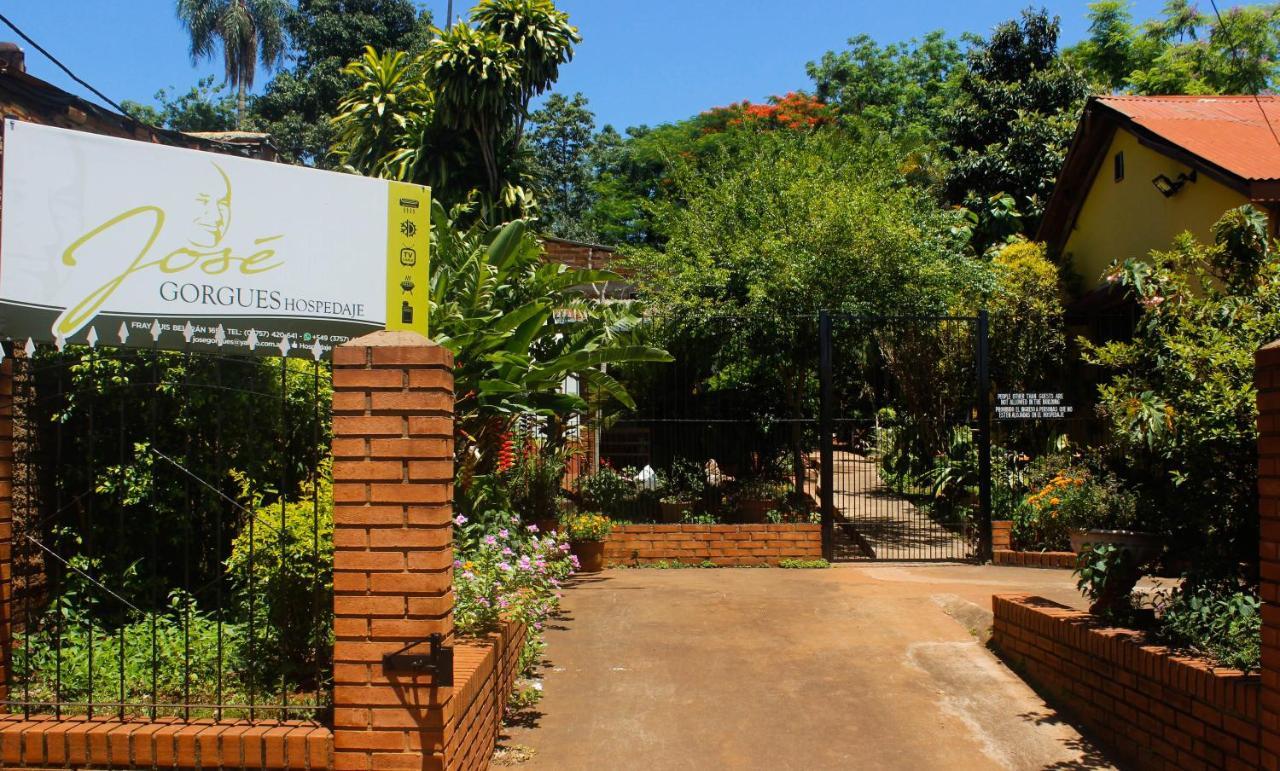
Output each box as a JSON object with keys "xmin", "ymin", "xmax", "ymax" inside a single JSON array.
[{"xmin": 0, "ymin": 119, "xmax": 429, "ymax": 356}]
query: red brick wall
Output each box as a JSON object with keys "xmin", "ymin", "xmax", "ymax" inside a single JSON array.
[
  {"xmin": 539, "ymin": 238, "xmax": 616, "ymax": 272},
  {"xmin": 441, "ymin": 621, "xmax": 526, "ymax": 771},
  {"xmin": 604, "ymin": 524, "xmax": 822, "ymax": 567},
  {"xmin": 0, "ymin": 716, "xmax": 331, "ymax": 769},
  {"xmin": 992, "ymin": 551, "xmax": 1075, "ymax": 569},
  {"xmin": 992, "ymin": 594, "xmax": 1261, "ymax": 769},
  {"xmin": 990, "ymin": 520, "xmax": 1075, "ymax": 568},
  {"xmin": 1257, "ymin": 340, "xmax": 1280, "ymax": 768},
  {"xmin": 992, "ymin": 520, "xmax": 1012, "ymax": 550}
]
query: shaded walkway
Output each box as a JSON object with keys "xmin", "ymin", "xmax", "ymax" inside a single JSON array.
[
  {"xmin": 498, "ymin": 565, "xmax": 1115, "ymax": 770},
  {"xmin": 824, "ymin": 452, "xmax": 972, "ymax": 560}
]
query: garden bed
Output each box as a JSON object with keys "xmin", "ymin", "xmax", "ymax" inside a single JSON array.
[
  {"xmin": 992, "ymin": 594, "xmax": 1260, "ymax": 770},
  {"xmin": 991, "ymin": 520, "xmax": 1074, "ymax": 569},
  {"xmin": 603, "ymin": 524, "xmax": 821, "ymax": 567}
]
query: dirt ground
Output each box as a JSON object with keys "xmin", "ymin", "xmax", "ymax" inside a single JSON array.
[{"xmin": 496, "ymin": 563, "xmax": 1119, "ymax": 771}]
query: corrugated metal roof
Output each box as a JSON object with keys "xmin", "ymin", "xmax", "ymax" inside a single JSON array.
[{"xmin": 1098, "ymin": 95, "xmax": 1280, "ymax": 181}]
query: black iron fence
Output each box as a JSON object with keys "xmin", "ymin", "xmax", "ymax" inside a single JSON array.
[
  {"xmin": 3, "ymin": 342, "xmax": 332, "ymax": 723},
  {"xmin": 564, "ymin": 316, "xmax": 822, "ymax": 528}
]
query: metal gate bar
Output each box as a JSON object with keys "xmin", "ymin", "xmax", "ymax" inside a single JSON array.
[{"xmin": 818, "ymin": 310, "xmax": 992, "ymax": 562}]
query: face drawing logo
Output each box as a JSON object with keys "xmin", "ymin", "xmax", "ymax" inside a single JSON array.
[
  {"xmin": 188, "ymin": 163, "xmax": 233, "ymax": 248},
  {"xmin": 51, "ymin": 162, "xmax": 284, "ymax": 339}
]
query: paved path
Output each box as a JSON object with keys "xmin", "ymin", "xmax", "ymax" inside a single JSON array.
[
  {"xmin": 826, "ymin": 452, "xmax": 971, "ymax": 561},
  {"xmin": 497, "ymin": 564, "xmax": 1117, "ymax": 770}
]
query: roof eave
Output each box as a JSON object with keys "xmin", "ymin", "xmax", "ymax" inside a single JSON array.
[{"xmin": 1037, "ymin": 96, "xmax": 1267, "ymax": 251}]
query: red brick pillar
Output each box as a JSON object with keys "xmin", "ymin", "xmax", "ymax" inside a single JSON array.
[
  {"xmin": 1258, "ymin": 340, "xmax": 1280, "ymax": 768},
  {"xmin": 330, "ymin": 331, "xmax": 455, "ymax": 771},
  {"xmin": 0, "ymin": 359, "xmax": 12, "ymax": 708}
]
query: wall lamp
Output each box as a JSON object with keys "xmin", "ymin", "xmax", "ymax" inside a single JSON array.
[{"xmin": 1151, "ymin": 170, "xmax": 1197, "ymax": 197}]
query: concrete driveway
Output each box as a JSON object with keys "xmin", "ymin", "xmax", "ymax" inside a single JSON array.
[{"xmin": 497, "ymin": 564, "xmax": 1118, "ymax": 770}]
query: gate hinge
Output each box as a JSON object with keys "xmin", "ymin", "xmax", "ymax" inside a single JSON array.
[{"xmin": 382, "ymin": 632, "xmax": 454, "ymax": 686}]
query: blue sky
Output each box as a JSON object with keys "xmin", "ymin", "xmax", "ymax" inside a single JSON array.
[{"xmin": 5, "ymin": 0, "xmax": 1167, "ymax": 131}]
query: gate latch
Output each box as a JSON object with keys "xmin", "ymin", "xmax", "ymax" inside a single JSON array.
[{"xmin": 382, "ymin": 633, "xmax": 454, "ymax": 686}]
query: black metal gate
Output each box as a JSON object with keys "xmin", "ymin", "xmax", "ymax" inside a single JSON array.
[{"xmin": 817, "ymin": 311, "xmax": 991, "ymax": 562}]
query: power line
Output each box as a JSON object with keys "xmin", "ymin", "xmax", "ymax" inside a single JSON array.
[
  {"xmin": 1207, "ymin": 0, "xmax": 1280, "ymax": 151},
  {"xmin": 0, "ymin": 10, "xmax": 130, "ymax": 115}
]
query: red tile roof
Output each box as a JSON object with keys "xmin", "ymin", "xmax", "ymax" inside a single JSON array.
[{"xmin": 1097, "ymin": 95, "xmax": 1280, "ymax": 181}]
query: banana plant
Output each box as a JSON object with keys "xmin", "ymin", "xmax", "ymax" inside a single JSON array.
[{"xmin": 429, "ymin": 201, "xmax": 671, "ymax": 462}]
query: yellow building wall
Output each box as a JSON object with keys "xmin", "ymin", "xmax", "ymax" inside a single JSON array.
[{"xmin": 1062, "ymin": 128, "xmax": 1251, "ymax": 288}]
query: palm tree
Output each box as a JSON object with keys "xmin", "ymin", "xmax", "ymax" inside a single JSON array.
[{"xmin": 175, "ymin": 0, "xmax": 288, "ymax": 128}]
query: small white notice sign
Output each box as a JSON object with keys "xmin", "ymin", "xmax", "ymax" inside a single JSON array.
[{"xmin": 996, "ymin": 393, "xmax": 1074, "ymax": 420}]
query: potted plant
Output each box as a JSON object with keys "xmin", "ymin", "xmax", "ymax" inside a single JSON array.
[
  {"xmin": 1029, "ymin": 465, "xmax": 1158, "ymax": 614},
  {"xmin": 658, "ymin": 459, "xmax": 706, "ymax": 523},
  {"xmin": 563, "ymin": 512, "xmax": 614, "ymax": 573},
  {"xmin": 1063, "ymin": 474, "xmax": 1157, "ymax": 561},
  {"xmin": 659, "ymin": 491, "xmax": 696, "ymax": 523},
  {"xmin": 732, "ymin": 478, "xmax": 789, "ymax": 523}
]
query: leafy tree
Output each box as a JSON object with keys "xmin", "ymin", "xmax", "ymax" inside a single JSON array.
[
  {"xmin": 251, "ymin": 0, "xmax": 433, "ymax": 165},
  {"xmin": 806, "ymin": 31, "xmax": 964, "ymax": 144},
  {"xmin": 628, "ymin": 129, "xmax": 982, "ymax": 485},
  {"xmin": 1068, "ymin": 0, "xmax": 1280, "ymax": 95},
  {"xmin": 175, "ymin": 0, "xmax": 289, "ymax": 127},
  {"xmin": 958, "ymin": 240, "xmax": 1065, "ymax": 393},
  {"xmin": 332, "ymin": 0, "xmax": 579, "ymax": 219},
  {"xmin": 121, "ymin": 76, "xmax": 237, "ymax": 132},
  {"xmin": 527, "ymin": 92, "xmax": 598, "ymax": 240},
  {"xmin": 1085, "ymin": 206, "xmax": 1280, "ymax": 575},
  {"xmin": 942, "ymin": 8, "xmax": 1089, "ymax": 248},
  {"xmin": 584, "ymin": 95, "xmax": 835, "ymax": 247}
]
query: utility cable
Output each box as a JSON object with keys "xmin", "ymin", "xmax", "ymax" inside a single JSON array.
[
  {"xmin": 0, "ymin": 10, "xmax": 130, "ymax": 115},
  {"xmin": 1207, "ymin": 0, "xmax": 1280, "ymax": 151}
]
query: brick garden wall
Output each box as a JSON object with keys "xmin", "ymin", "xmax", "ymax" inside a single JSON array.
[
  {"xmin": 992, "ymin": 594, "xmax": 1261, "ymax": 769},
  {"xmin": 441, "ymin": 621, "xmax": 525, "ymax": 770},
  {"xmin": 603, "ymin": 524, "xmax": 822, "ymax": 567},
  {"xmin": 990, "ymin": 520, "xmax": 1075, "ymax": 569}
]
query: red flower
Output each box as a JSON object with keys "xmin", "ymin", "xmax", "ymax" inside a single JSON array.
[{"xmin": 497, "ymin": 432, "xmax": 515, "ymax": 473}]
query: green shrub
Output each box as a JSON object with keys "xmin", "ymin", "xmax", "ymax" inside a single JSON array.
[
  {"xmin": 1085, "ymin": 205, "xmax": 1280, "ymax": 571},
  {"xmin": 12, "ymin": 593, "xmax": 256, "ymax": 719},
  {"xmin": 225, "ymin": 473, "xmax": 333, "ymax": 693},
  {"xmin": 659, "ymin": 458, "xmax": 707, "ymax": 504},
  {"xmin": 576, "ymin": 465, "xmax": 636, "ymax": 518},
  {"xmin": 1157, "ymin": 582, "xmax": 1260, "ymax": 672},
  {"xmin": 683, "ymin": 511, "xmax": 722, "ymax": 525}
]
